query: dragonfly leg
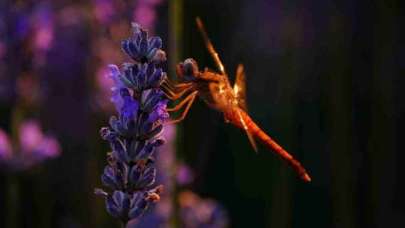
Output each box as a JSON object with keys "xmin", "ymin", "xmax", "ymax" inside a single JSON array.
[
  {"xmin": 161, "ymin": 80, "xmax": 174, "ymax": 91},
  {"xmin": 162, "ymin": 78, "xmax": 193, "ymax": 90},
  {"xmin": 167, "ymin": 90, "xmax": 196, "ymax": 112},
  {"xmin": 161, "ymin": 83, "xmax": 193, "ymax": 100},
  {"xmin": 174, "ymin": 82, "xmax": 194, "ymax": 88},
  {"xmin": 198, "ymin": 70, "xmax": 221, "ymax": 82},
  {"xmin": 166, "ymin": 91, "xmax": 198, "ymax": 125}
]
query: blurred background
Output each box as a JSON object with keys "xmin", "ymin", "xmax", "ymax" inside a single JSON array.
[{"xmin": 0, "ymin": 0, "xmax": 404, "ymax": 227}]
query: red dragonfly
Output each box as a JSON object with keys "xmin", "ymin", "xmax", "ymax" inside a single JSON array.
[{"xmin": 161, "ymin": 18, "xmax": 311, "ymax": 182}]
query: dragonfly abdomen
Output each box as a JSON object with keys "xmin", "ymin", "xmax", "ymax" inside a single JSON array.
[{"xmin": 226, "ymin": 108, "xmax": 311, "ymax": 182}]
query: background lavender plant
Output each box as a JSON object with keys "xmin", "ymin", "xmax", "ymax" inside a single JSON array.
[
  {"xmin": 0, "ymin": 120, "xmax": 60, "ymax": 171},
  {"xmin": 178, "ymin": 190, "xmax": 229, "ymax": 228},
  {"xmin": 95, "ymin": 22, "xmax": 168, "ymax": 226}
]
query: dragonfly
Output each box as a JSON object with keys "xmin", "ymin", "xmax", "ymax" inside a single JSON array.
[{"xmin": 160, "ymin": 17, "xmax": 311, "ymax": 182}]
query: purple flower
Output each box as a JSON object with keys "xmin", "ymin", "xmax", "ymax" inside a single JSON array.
[
  {"xmin": 179, "ymin": 191, "xmax": 229, "ymax": 228},
  {"xmin": 148, "ymin": 100, "xmax": 169, "ymax": 123},
  {"xmin": 34, "ymin": 137, "xmax": 60, "ymax": 159},
  {"xmin": 132, "ymin": 0, "xmax": 164, "ymax": 32},
  {"xmin": 108, "ymin": 62, "xmax": 167, "ymax": 98},
  {"xmin": 133, "ymin": 5, "xmax": 156, "ymax": 31},
  {"xmin": 19, "ymin": 120, "xmax": 61, "ymax": 159},
  {"xmin": 32, "ymin": 3, "xmax": 54, "ymax": 52},
  {"xmin": 106, "ymin": 190, "xmax": 131, "ymax": 220},
  {"xmin": 128, "ymin": 123, "xmax": 175, "ymax": 228},
  {"xmin": 109, "ymin": 64, "xmax": 127, "ymax": 111},
  {"xmin": 176, "ymin": 163, "xmax": 194, "ymax": 186},
  {"xmin": 128, "ymin": 186, "xmax": 163, "ymax": 219},
  {"xmin": 141, "ymin": 89, "xmax": 166, "ymax": 113},
  {"xmin": 0, "ymin": 120, "xmax": 61, "ymax": 171},
  {"xmin": 121, "ymin": 23, "xmax": 166, "ymax": 64},
  {"xmin": 19, "ymin": 121, "xmax": 46, "ymax": 153},
  {"xmin": 122, "ymin": 63, "xmax": 166, "ymax": 94},
  {"xmin": 120, "ymin": 89, "xmax": 139, "ymax": 124},
  {"xmin": 92, "ymin": 0, "xmax": 115, "ymax": 25},
  {"xmin": 0, "ymin": 129, "xmax": 12, "ymax": 160},
  {"xmin": 0, "ymin": 41, "xmax": 6, "ymax": 60},
  {"xmin": 96, "ymin": 23, "xmax": 169, "ymax": 226}
]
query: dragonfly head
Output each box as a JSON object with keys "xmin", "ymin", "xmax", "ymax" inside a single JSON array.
[{"xmin": 176, "ymin": 58, "xmax": 200, "ymax": 82}]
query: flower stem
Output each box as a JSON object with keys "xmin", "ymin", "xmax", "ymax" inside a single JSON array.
[
  {"xmin": 169, "ymin": 0, "xmax": 183, "ymax": 226},
  {"xmin": 10, "ymin": 102, "xmax": 24, "ymax": 149},
  {"xmin": 6, "ymin": 175, "xmax": 20, "ymax": 228}
]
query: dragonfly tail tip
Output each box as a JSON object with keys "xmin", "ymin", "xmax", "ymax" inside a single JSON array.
[{"xmin": 302, "ymin": 173, "xmax": 311, "ymax": 182}]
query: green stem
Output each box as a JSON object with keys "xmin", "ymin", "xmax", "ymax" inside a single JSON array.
[
  {"xmin": 10, "ymin": 102, "xmax": 24, "ymax": 146},
  {"xmin": 6, "ymin": 175, "xmax": 20, "ymax": 228},
  {"xmin": 6, "ymin": 100, "xmax": 25, "ymax": 228},
  {"xmin": 169, "ymin": 0, "xmax": 183, "ymax": 227}
]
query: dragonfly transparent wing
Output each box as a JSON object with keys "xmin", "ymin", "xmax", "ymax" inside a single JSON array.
[
  {"xmin": 233, "ymin": 64, "xmax": 258, "ymax": 152},
  {"xmin": 233, "ymin": 64, "xmax": 247, "ymax": 111},
  {"xmin": 196, "ymin": 17, "xmax": 226, "ymax": 75},
  {"xmin": 236, "ymin": 108, "xmax": 258, "ymax": 152}
]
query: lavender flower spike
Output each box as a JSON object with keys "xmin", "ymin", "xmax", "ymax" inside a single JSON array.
[{"xmin": 96, "ymin": 23, "xmax": 169, "ymax": 226}]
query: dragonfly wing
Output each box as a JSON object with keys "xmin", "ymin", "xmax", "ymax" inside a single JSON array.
[
  {"xmin": 233, "ymin": 64, "xmax": 247, "ymax": 111},
  {"xmin": 196, "ymin": 17, "xmax": 226, "ymax": 75},
  {"xmin": 233, "ymin": 65, "xmax": 258, "ymax": 152},
  {"xmin": 236, "ymin": 108, "xmax": 258, "ymax": 153},
  {"xmin": 246, "ymin": 128, "xmax": 259, "ymax": 153}
]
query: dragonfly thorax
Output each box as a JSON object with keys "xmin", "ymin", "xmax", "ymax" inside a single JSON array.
[{"xmin": 200, "ymin": 75, "xmax": 236, "ymax": 111}]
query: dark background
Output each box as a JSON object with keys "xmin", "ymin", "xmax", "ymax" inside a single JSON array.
[{"xmin": 1, "ymin": 0, "xmax": 404, "ymax": 227}]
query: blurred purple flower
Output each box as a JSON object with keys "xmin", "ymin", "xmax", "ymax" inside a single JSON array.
[
  {"xmin": 179, "ymin": 191, "xmax": 229, "ymax": 228},
  {"xmin": 108, "ymin": 64, "xmax": 127, "ymax": 111},
  {"xmin": 19, "ymin": 120, "xmax": 43, "ymax": 153},
  {"xmin": 0, "ymin": 120, "xmax": 61, "ymax": 171},
  {"xmin": 16, "ymin": 74, "xmax": 42, "ymax": 106},
  {"xmin": 133, "ymin": 5, "xmax": 156, "ymax": 30},
  {"xmin": 132, "ymin": 0, "xmax": 164, "ymax": 32},
  {"xmin": 18, "ymin": 120, "xmax": 61, "ymax": 160},
  {"xmin": 176, "ymin": 163, "xmax": 194, "ymax": 186},
  {"xmin": 0, "ymin": 129, "xmax": 12, "ymax": 160},
  {"xmin": 29, "ymin": 2, "xmax": 55, "ymax": 67},
  {"xmin": 93, "ymin": 0, "xmax": 115, "ymax": 25},
  {"xmin": 132, "ymin": 189, "xmax": 229, "ymax": 228},
  {"xmin": 97, "ymin": 66, "xmax": 114, "ymax": 91},
  {"xmin": 15, "ymin": 14, "xmax": 30, "ymax": 40},
  {"xmin": 94, "ymin": 66, "xmax": 116, "ymax": 111},
  {"xmin": 0, "ymin": 41, "xmax": 6, "ymax": 60},
  {"xmin": 33, "ymin": 26, "xmax": 53, "ymax": 51},
  {"xmin": 35, "ymin": 137, "xmax": 60, "ymax": 158}
]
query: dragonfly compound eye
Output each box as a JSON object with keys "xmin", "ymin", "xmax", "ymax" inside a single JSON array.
[{"xmin": 181, "ymin": 58, "xmax": 199, "ymax": 80}]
